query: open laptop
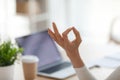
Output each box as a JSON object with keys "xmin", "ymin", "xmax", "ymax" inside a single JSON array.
[{"xmin": 15, "ymin": 30, "xmax": 76, "ymax": 79}]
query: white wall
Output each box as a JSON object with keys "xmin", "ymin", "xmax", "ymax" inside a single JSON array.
[
  {"xmin": 0, "ymin": 0, "xmax": 16, "ymax": 38},
  {"xmin": 65, "ymin": 0, "xmax": 120, "ymax": 44},
  {"xmin": 48, "ymin": 0, "xmax": 68, "ymax": 34},
  {"xmin": 0, "ymin": 0, "xmax": 30, "ymax": 40},
  {"xmin": 0, "ymin": 0, "xmax": 7, "ymax": 37},
  {"xmin": 1, "ymin": 0, "xmax": 120, "ymax": 44}
]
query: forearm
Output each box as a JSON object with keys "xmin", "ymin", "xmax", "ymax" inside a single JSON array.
[
  {"xmin": 66, "ymin": 50, "xmax": 96, "ymax": 80},
  {"xmin": 66, "ymin": 50, "xmax": 84, "ymax": 68},
  {"xmin": 69, "ymin": 54, "xmax": 84, "ymax": 68}
]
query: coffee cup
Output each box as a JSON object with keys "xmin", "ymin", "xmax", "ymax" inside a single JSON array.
[{"xmin": 22, "ymin": 55, "xmax": 39, "ymax": 80}]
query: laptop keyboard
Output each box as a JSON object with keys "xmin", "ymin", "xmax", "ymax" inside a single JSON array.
[{"xmin": 40, "ymin": 62, "xmax": 72, "ymax": 74}]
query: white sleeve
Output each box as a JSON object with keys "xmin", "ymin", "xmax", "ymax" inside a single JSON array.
[
  {"xmin": 74, "ymin": 66, "xmax": 96, "ymax": 80},
  {"xmin": 106, "ymin": 66, "xmax": 120, "ymax": 80}
]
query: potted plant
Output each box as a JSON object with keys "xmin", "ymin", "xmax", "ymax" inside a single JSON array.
[{"xmin": 0, "ymin": 40, "xmax": 23, "ymax": 80}]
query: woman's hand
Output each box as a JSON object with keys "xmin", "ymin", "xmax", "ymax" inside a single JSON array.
[{"xmin": 48, "ymin": 22, "xmax": 84, "ymax": 68}]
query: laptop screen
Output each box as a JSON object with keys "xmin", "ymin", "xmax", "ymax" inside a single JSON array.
[{"xmin": 15, "ymin": 31, "xmax": 62, "ymax": 70}]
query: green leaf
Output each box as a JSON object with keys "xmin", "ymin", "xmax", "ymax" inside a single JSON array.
[{"xmin": 0, "ymin": 40, "xmax": 23, "ymax": 66}]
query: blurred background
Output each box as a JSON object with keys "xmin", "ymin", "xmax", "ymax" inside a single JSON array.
[{"xmin": 1, "ymin": 0, "xmax": 120, "ymax": 62}]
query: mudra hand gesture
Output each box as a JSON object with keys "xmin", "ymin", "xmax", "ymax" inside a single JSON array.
[{"xmin": 48, "ymin": 22, "xmax": 84, "ymax": 68}]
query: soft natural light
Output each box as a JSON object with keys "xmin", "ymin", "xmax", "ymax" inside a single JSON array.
[
  {"xmin": 0, "ymin": 0, "xmax": 120, "ymax": 44},
  {"xmin": 63, "ymin": 0, "xmax": 120, "ymax": 44}
]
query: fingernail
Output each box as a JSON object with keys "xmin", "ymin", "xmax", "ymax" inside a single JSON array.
[{"xmin": 72, "ymin": 26, "xmax": 75, "ymax": 28}]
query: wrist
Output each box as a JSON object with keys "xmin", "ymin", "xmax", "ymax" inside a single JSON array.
[
  {"xmin": 70, "ymin": 55, "xmax": 84, "ymax": 68},
  {"xmin": 66, "ymin": 50, "xmax": 84, "ymax": 68},
  {"xmin": 65, "ymin": 49, "xmax": 79, "ymax": 58}
]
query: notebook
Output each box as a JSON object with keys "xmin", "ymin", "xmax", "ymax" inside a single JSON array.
[{"xmin": 15, "ymin": 30, "xmax": 75, "ymax": 79}]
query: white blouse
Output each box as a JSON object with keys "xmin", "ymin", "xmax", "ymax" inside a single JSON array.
[{"xmin": 74, "ymin": 66, "xmax": 120, "ymax": 80}]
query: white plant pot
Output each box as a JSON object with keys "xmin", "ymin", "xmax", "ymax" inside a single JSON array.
[{"xmin": 0, "ymin": 65, "xmax": 15, "ymax": 80}]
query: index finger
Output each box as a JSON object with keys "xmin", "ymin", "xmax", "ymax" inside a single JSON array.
[
  {"xmin": 72, "ymin": 27, "xmax": 81, "ymax": 40},
  {"xmin": 62, "ymin": 27, "xmax": 73, "ymax": 41},
  {"xmin": 62, "ymin": 27, "xmax": 73, "ymax": 37}
]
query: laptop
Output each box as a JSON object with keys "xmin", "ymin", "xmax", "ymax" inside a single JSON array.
[{"xmin": 15, "ymin": 30, "xmax": 76, "ymax": 79}]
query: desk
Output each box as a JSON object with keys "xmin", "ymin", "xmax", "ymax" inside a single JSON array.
[
  {"xmin": 36, "ymin": 67, "xmax": 114, "ymax": 80},
  {"xmin": 15, "ymin": 43, "xmax": 120, "ymax": 80},
  {"xmin": 15, "ymin": 62, "xmax": 115, "ymax": 80}
]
